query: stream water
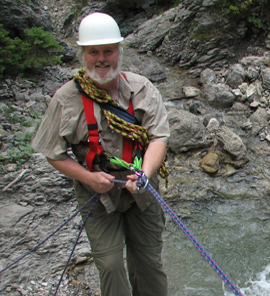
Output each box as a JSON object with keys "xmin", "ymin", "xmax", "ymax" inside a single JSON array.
[{"xmin": 162, "ymin": 196, "xmax": 270, "ymax": 296}]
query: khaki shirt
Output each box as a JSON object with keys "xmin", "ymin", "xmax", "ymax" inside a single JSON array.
[{"xmin": 32, "ymin": 71, "xmax": 170, "ymax": 213}]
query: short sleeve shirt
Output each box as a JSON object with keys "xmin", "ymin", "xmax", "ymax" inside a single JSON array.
[{"xmin": 32, "ymin": 71, "xmax": 170, "ymax": 212}]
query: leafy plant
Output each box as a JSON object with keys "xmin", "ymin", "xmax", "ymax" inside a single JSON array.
[
  {"xmin": 193, "ymin": 26, "xmax": 216, "ymax": 43},
  {"xmin": 0, "ymin": 25, "xmax": 21, "ymax": 79},
  {"xmin": 215, "ymin": 0, "xmax": 268, "ymax": 29},
  {"xmin": 6, "ymin": 144, "xmax": 34, "ymax": 165},
  {"xmin": 1, "ymin": 132, "xmax": 36, "ymax": 168},
  {"xmin": 19, "ymin": 27, "xmax": 64, "ymax": 71},
  {"xmin": 0, "ymin": 25, "xmax": 64, "ymax": 78},
  {"xmin": 1, "ymin": 103, "xmax": 42, "ymax": 170}
]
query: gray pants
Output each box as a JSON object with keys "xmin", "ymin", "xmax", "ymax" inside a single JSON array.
[{"xmin": 75, "ymin": 181, "xmax": 168, "ymax": 296}]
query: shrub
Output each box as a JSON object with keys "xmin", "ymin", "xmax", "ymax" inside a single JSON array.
[
  {"xmin": 19, "ymin": 27, "xmax": 64, "ymax": 72},
  {"xmin": 0, "ymin": 25, "xmax": 64, "ymax": 78},
  {"xmin": 0, "ymin": 25, "xmax": 21, "ymax": 78}
]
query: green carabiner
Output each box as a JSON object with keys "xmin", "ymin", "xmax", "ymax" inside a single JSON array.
[{"xmin": 109, "ymin": 155, "xmax": 142, "ymax": 172}]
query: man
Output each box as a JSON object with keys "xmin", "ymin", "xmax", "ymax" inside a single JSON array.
[{"xmin": 32, "ymin": 12, "xmax": 170, "ymax": 296}]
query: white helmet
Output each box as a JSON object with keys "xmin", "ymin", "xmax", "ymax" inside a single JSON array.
[{"xmin": 77, "ymin": 12, "xmax": 124, "ymax": 46}]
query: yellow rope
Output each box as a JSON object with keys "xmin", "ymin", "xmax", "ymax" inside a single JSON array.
[{"xmin": 73, "ymin": 68, "xmax": 169, "ymax": 186}]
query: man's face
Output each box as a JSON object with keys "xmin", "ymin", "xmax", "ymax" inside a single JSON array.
[{"xmin": 82, "ymin": 44, "xmax": 121, "ymax": 85}]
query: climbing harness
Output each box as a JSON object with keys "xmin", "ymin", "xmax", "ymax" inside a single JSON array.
[
  {"xmin": 80, "ymin": 88, "xmax": 137, "ymax": 170},
  {"xmin": 0, "ymin": 163, "xmax": 244, "ymax": 296},
  {"xmin": 73, "ymin": 68, "xmax": 169, "ymax": 186}
]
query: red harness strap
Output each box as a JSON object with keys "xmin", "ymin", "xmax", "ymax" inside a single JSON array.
[{"xmin": 81, "ymin": 94, "xmax": 134, "ymax": 171}]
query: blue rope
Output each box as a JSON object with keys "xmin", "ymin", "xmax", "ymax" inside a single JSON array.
[
  {"xmin": 1, "ymin": 173, "xmax": 244, "ymax": 296},
  {"xmin": 0, "ymin": 193, "xmax": 100, "ymax": 275},
  {"xmin": 53, "ymin": 194, "xmax": 100, "ymax": 296},
  {"xmin": 146, "ymin": 181, "xmax": 243, "ymax": 296},
  {"xmin": 111, "ymin": 177, "xmax": 244, "ymax": 296}
]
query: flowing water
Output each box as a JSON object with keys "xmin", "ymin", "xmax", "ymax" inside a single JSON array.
[{"xmin": 162, "ymin": 197, "xmax": 270, "ymax": 296}]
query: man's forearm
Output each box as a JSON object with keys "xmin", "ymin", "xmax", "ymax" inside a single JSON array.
[
  {"xmin": 47, "ymin": 156, "xmax": 115, "ymax": 193},
  {"xmin": 47, "ymin": 156, "xmax": 91, "ymax": 182},
  {"xmin": 142, "ymin": 141, "xmax": 167, "ymax": 178}
]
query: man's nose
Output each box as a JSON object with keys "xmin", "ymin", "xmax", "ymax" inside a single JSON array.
[{"xmin": 97, "ymin": 51, "xmax": 106, "ymax": 61}]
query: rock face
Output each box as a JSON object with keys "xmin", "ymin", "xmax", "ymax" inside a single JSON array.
[
  {"xmin": 2, "ymin": 1, "xmax": 270, "ymax": 295},
  {"xmin": 0, "ymin": 0, "xmax": 53, "ymax": 38},
  {"xmin": 0, "ymin": 154, "xmax": 101, "ymax": 296},
  {"xmin": 168, "ymin": 109, "xmax": 207, "ymax": 152},
  {"xmin": 2, "ymin": 0, "xmax": 270, "ymax": 71}
]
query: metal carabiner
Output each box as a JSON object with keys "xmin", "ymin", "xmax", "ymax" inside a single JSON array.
[{"xmin": 136, "ymin": 172, "xmax": 149, "ymax": 194}]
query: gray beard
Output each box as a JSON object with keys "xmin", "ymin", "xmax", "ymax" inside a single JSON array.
[{"xmin": 85, "ymin": 65, "xmax": 120, "ymax": 85}]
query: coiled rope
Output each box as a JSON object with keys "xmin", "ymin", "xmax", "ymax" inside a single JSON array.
[
  {"xmin": 73, "ymin": 68, "xmax": 169, "ymax": 186},
  {"xmin": 73, "ymin": 68, "xmax": 149, "ymax": 149}
]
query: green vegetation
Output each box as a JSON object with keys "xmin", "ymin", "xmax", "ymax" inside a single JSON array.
[
  {"xmin": 0, "ymin": 103, "xmax": 42, "ymax": 170},
  {"xmin": 6, "ymin": 132, "xmax": 35, "ymax": 166},
  {"xmin": 172, "ymin": 0, "xmax": 181, "ymax": 7},
  {"xmin": 0, "ymin": 25, "xmax": 63, "ymax": 79},
  {"xmin": 216, "ymin": 0, "xmax": 268, "ymax": 28},
  {"xmin": 187, "ymin": 21, "xmax": 216, "ymax": 44}
]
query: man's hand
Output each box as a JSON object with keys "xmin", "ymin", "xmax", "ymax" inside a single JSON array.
[
  {"xmin": 87, "ymin": 171, "xmax": 115, "ymax": 193},
  {"xmin": 47, "ymin": 156, "xmax": 115, "ymax": 194},
  {"xmin": 125, "ymin": 174, "xmax": 139, "ymax": 194},
  {"xmin": 125, "ymin": 141, "xmax": 167, "ymax": 194}
]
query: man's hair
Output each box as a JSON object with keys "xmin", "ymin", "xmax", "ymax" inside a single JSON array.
[{"xmin": 77, "ymin": 43, "xmax": 123, "ymax": 66}]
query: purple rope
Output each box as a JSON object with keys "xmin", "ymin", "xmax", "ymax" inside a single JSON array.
[
  {"xmin": 111, "ymin": 177, "xmax": 244, "ymax": 296},
  {"xmin": 0, "ymin": 193, "xmax": 100, "ymax": 275},
  {"xmin": 1, "ymin": 174, "xmax": 244, "ymax": 296},
  {"xmin": 53, "ymin": 195, "xmax": 100, "ymax": 296}
]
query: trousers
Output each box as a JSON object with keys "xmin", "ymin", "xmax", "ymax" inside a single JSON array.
[{"xmin": 74, "ymin": 180, "xmax": 168, "ymax": 296}]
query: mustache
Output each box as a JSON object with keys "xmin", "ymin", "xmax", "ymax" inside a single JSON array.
[{"xmin": 95, "ymin": 62, "xmax": 110, "ymax": 67}]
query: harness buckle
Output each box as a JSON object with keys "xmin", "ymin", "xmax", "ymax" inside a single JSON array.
[{"xmin": 92, "ymin": 151, "xmax": 112, "ymax": 173}]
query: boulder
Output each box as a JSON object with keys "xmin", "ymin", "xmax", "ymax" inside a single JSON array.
[
  {"xmin": 202, "ymin": 83, "xmax": 236, "ymax": 108},
  {"xmin": 225, "ymin": 63, "xmax": 245, "ymax": 89},
  {"xmin": 200, "ymin": 152, "xmax": 219, "ymax": 173},
  {"xmin": 168, "ymin": 109, "xmax": 206, "ymax": 152}
]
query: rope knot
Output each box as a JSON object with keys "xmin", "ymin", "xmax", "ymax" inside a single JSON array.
[{"xmin": 129, "ymin": 167, "xmax": 149, "ymax": 194}]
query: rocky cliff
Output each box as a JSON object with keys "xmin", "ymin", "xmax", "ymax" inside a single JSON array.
[
  {"xmin": 2, "ymin": 0, "xmax": 270, "ymax": 70},
  {"xmin": 1, "ymin": 1, "xmax": 270, "ymax": 295}
]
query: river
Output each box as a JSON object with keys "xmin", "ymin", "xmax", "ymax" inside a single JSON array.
[{"xmin": 162, "ymin": 196, "xmax": 270, "ymax": 296}]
